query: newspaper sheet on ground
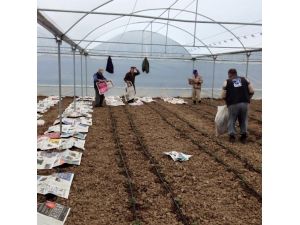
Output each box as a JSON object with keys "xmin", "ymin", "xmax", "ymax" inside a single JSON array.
[
  {"xmin": 38, "ymin": 120, "xmax": 45, "ymax": 126},
  {"xmin": 37, "ymin": 172, "xmax": 74, "ymax": 199},
  {"xmin": 37, "ymin": 149, "xmax": 82, "ymax": 169},
  {"xmin": 138, "ymin": 97, "xmax": 155, "ymax": 103},
  {"xmin": 164, "ymin": 151, "xmax": 192, "ymax": 162},
  {"xmin": 37, "ymin": 202, "xmax": 70, "ymax": 225},
  {"xmin": 46, "ymin": 124, "xmax": 89, "ymax": 134},
  {"xmin": 105, "ymin": 96, "xmax": 125, "ymax": 106},
  {"xmin": 129, "ymin": 99, "xmax": 144, "ymax": 106},
  {"xmin": 162, "ymin": 97, "xmax": 187, "ymax": 104},
  {"xmin": 53, "ymin": 117, "xmax": 92, "ymax": 126},
  {"xmin": 37, "ymin": 136, "xmax": 85, "ymax": 151}
]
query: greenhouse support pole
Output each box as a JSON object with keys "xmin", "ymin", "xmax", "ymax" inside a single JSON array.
[
  {"xmin": 72, "ymin": 46, "xmax": 76, "ymax": 110},
  {"xmin": 192, "ymin": 57, "xmax": 196, "ymax": 69},
  {"xmin": 150, "ymin": 22, "xmax": 153, "ymax": 55},
  {"xmin": 56, "ymin": 37, "xmax": 63, "ymax": 134},
  {"xmin": 80, "ymin": 52, "xmax": 83, "ymax": 97},
  {"xmin": 85, "ymin": 54, "xmax": 88, "ymax": 96},
  {"xmin": 165, "ymin": 9, "xmax": 170, "ymax": 53},
  {"xmin": 211, "ymin": 55, "xmax": 217, "ymax": 99},
  {"xmin": 245, "ymin": 52, "xmax": 251, "ymax": 78},
  {"xmin": 193, "ymin": 0, "xmax": 199, "ymax": 46}
]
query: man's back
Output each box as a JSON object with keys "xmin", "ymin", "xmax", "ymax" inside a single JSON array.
[{"xmin": 224, "ymin": 76, "xmax": 251, "ymax": 106}]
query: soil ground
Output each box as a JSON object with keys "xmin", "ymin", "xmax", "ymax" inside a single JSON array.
[{"xmin": 37, "ymin": 97, "xmax": 262, "ymax": 225}]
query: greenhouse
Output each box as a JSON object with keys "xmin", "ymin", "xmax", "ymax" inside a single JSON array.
[{"xmin": 37, "ymin": 0, "xmax": 262, "ymax": 224}]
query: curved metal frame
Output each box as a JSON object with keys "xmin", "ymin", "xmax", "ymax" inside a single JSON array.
[
  {"xmin": 73, "ymin": 7, "xmax": 251, "ymax": 54},
  {"xmin": 82, "ymin": 21, "xmax": 214, "ymax": 56},
  {"xmin": 63, "ymin": 0, "xmax": 114, "ymax": 36}
]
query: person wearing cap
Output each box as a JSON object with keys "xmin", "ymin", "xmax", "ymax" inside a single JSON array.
[
  {"xmin": 93, "ymin": 68, "xmax": 107, "ymax": 107},
  {"xmin": 189, "ymin": 69, "xmax": 203, "ymax": 104},
  {"xmin": 124, "ymin": 66, "xmax": 140, "ymax": 92},
  {"xmin": 221, "ymin": 68, "xmax": 254, "ymax": 143}
]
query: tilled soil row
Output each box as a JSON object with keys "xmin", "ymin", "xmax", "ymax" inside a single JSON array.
[
  {"xmin": 179, "ymin": 99, "xmax": 262, "ymax": 145},
  {"xmin": 108, "ymin": 106, "xmax": 139, "ymax": 223},
  {"xmin": 126, "ymin": 104, "xmax": 261, "ymax": 225},
  {"xmin": 38, "ymin": 106, "xmax": 131, "ymax": 225},
  {"xmin": 200, "ymin": 100, "xmax": 262, "ymax": 125},
  {"xmin": 37, "ymin": 97, "xmax": 73, "ymax": 135},
  {"xmin": 181, "ymin": 101, "xmax": 262, "ymax": 144},
  {"xmin": 110, "ymin": 105, "xmax": 186, "ymax": 225},
  {"xmin": 200, "ymin": 99, "xmax": 262, "ymax": 120},
  {"xmin": 155, "ymin": 102, "xmax": 261, "ymax": 174},
  {"xmin": 159, "ymin": 101, "xmax": 262, "ymax": 169},
  {"xmin": 146, "ymin": 103, "xmax": 261, "ymax": 201}
]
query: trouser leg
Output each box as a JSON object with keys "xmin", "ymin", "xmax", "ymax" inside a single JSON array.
[
  {"xmin": 100, "ymin": 94, "xmax": 105, "ymax": 106},
  {"xmin": 228, "ymin": 104, "xmax": 239, "ymax": 136},
  {"xmin": 192, "ymin": 88, "xmax": 196, "ymax": 101},
  {"xmin": 238, "ymin": 102, "xmax": 248, "ymax": 135},
  {"xmin": 196, "ymin": 88, "xmax": 201, "ymax": 101},
  {"xmin": 94, "ymin": 88, "xmax": 100, "ymax": 106}
]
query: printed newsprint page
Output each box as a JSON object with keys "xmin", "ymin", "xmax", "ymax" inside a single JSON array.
[
  {"xmin": 37, "ymin": 202, "xmax": 70, "ymax": 225},
  {"xmin": 37, "ymin": 172, "xmax": 74, "ymax": 199}
]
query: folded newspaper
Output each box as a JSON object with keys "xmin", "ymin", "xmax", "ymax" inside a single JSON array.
[
  {"xmin": 53, "ymin": 117, "xmax": 92, "ymax": 126},
  {"xmin": 164, "ymin": 151, "xmax": 192, "ymax": 162},
  {"xmin": 37, "ymin": 202, "xmax": 70, "ymax": 225},
  {"xmin": 37, "ymin": 149, "xmax": 82, "ymax": 170},
  {"xmin": 37, "ymin": 172, "xmax": 74, "ymax": 199}
]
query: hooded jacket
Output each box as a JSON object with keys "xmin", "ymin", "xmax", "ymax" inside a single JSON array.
[
  {"xmin": 106, "ymin": 56, "xmax": 114, "ymax": 74},
  {"xmin": 142, "ymin": 57, "xmax": 150, "ymax": 74}
]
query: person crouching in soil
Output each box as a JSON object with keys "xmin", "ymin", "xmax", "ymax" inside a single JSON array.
[
  {"xmin": 221, "ymin": 68, "xmax": 254, "ymax": 144},
  {"xmin": 189, "ymin": 69, "xmax": 203, "ymax": 104},
  {"xmin": 93, "ymin": 68, "xmax": 107, "ymax": 107}
]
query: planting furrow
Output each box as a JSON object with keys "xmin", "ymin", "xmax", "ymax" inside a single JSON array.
[
  {"xmin": 123, "ymin": 105, "xmax": 190, "ymax": 225},
  {"xmin": 126, "ymin": 105, "xmax": 261, "ymax": 224},
  {"xmin": 108, "ymin": 106, "xmax": 140, "ymax": 224},
  {"xmin": 159, "ymin": 101, "xmax": 262, "ymax": 168},
  {"xmin": 182, "ymin": 102, "xmax": 262, "ymax": 145},
  {"xmin": 110, "ymin": 105, "xmax": 186, "ymax": 225},
  {"xmin": 145, "ymin": 103, "xmax": 262, "ymax": 202}
]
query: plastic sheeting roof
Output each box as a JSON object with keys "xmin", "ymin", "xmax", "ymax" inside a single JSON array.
[{"xmin": 37, "ymin": 0, "xmax": 261, "ymax": 58}]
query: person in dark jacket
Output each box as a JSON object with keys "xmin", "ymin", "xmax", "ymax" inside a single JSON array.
[
  {"xmin": 124, "ymin": 66, "xmax": 140, "ymax": 92},
  {"xmin": 221, "ymin": 68, "xmax": 254, "ymax": 143},
  {"xmin": 93, "ymin": 68, "xmax": 107, "ymax": 107}
]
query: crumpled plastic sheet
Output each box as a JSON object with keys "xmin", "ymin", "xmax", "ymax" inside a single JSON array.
[{"xmin": 164, "ymin": 151, "xmax": 192, "ymax": 162}]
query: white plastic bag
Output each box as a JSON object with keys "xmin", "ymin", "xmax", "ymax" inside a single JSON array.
[
  {"xmin": 215, "ymin": 105, "xmax": 229, "ymax": 136},
  {"xmin": 124, "ymin": 82, "xmax": 135, "ymax": 102}
]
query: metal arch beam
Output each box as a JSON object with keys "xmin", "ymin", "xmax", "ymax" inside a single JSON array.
[
  {"xmin": 65, "ymin": 7, "xmax": 252, "ymax": 54},
  {"xmin": 63, "ymin": 0, "xmax": 114, "ymax": 36},
  {"xmin": 38, "ymin": 8, "xmax": 262, "ymax": 26},
  {"xmin": 56, "ymin": 7, "xmax": 261, "ymax": 50},
  {"xmin": 37, "ymin": 10, "xmax": 87, "ymax": 53},
  {"xmin": 82, "ymin": 21, "xmax": 214, "ymax": 56}
]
